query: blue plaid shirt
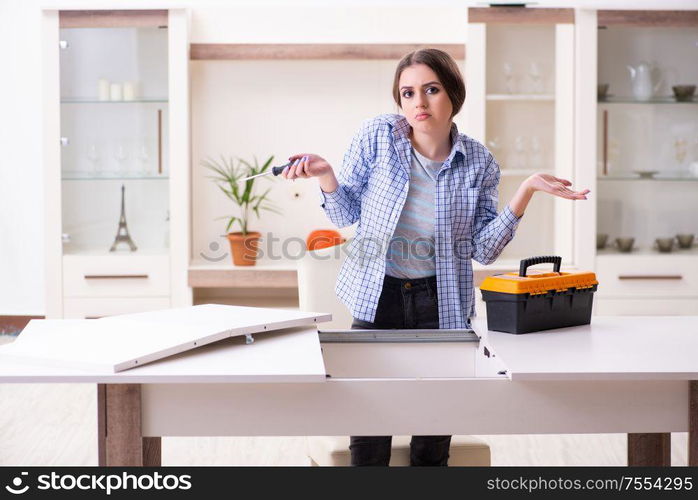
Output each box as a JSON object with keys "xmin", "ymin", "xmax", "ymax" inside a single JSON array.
[{"xmin": 320, "ymin": 114, "xmax": 522, "ymax": 329}]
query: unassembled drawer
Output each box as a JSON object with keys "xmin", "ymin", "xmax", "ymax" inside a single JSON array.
[
  {"xmin": 318, "ymin": 329, "xmax": 488, "ymax": 379},
  {"xmin": 63, "ymin": 255, "xmax": 170, "ymax": 297},
  {"xmin": 595, "ymin": 255, "xmax": 698, "ymax": 298}
]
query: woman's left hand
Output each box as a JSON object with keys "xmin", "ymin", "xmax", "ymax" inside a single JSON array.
[{"xmin": 524, "ymin": 173, "xmax": 589, "ymax": 200}]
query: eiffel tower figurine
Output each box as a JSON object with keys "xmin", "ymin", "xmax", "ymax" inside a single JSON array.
[{"xmin": 110, "ymin": 184, "xmax": 137, "ymax": 252}]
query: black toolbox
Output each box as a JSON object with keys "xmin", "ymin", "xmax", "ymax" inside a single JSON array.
[{"xmin": 479, "ymin": 256, "xmax": 598, "ymax": 334}]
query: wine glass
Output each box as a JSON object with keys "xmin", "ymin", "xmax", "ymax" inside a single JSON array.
[
  {"xmin": 136, "ymin": 142, "xmax": 150, "ymax": 175},
  {"xmin": 528, "ymin": 62, "xmax": 543, "ymax": 94},
  {"xmin": 486, "ymin": 137, "xmax": 502, "ymax": 156},
  {"xmin": 502, "ymin": 62, "xmax": 515, "ymax": 94},
  {"xmin": 85, "ymin": 143, "xmax": 101, "ymax": 177},
  {"xmin": 674, "ymin": 137, "xmax": 688, "ymax": 165},
  {"xmin": 513, "ymin": 136, "xmax": 526, "ymax": 169},
  {"xmin": 113, "ymin": 143, "xmax": 128, "ymax": 176}
]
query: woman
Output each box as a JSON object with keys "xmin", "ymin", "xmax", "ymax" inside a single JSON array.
[{"xmin": 282, "ymin": 49, "xmax": 589, "ymax": 466}]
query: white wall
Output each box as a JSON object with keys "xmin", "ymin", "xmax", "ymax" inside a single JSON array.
[{"xmin": 2, "ymin": 0, "xmax": 698, "ymax": 315}]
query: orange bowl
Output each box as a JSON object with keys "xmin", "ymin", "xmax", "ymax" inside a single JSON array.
[{"xmin": 306, "ymin": 229, "xmax": 345, "ymax": 251}]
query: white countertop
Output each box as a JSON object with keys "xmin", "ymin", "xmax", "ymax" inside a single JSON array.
[{"xmin": 473, "ymin": 315, "xmax": 698, "ymax": 381}]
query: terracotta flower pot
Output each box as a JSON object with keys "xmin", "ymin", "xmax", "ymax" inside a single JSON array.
[{"xmin": 227, "ymin": 231, "xmax": 261, "ymax": 266}]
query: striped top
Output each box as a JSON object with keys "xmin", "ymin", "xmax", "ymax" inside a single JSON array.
[{"xmin": 385, "ymin": 147, "xmax": 441, "ymax": 278}]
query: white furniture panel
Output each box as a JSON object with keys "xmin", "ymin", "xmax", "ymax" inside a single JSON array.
[
  {"xmin": 140, "ymin": 379, "xmax": 687, "ymax": 437},
  {"xmin": 0, "ymin": 325, "xmax": 326, "ymax": 383},
  {"xmin": 63, "ymin": 254, "xmax": 171, "ymax": 297},
  {"xmin": 0, "ymin": 304, "xmax": 331, "ymax": 373},
  {"xmin": 321, "ymin": 342, "xmax": 478, "ymax": 379}
]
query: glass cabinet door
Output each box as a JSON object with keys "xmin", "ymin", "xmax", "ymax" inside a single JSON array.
[
  {"xmin": 596, "ymin": 24, "xmax": 698, "ymax": 257},
  {"xmin": 59, "ymin": 25, "xmax": 170, "ymax": 254}
]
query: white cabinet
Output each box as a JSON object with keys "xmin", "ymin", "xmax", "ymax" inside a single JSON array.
[
  {"xmin": 580, "ymin": 9, "xmax": 698, "ymax": 313},
  {"xmin": 42, "ymin": 9, "xmax": 192, "ymax": 318},
  {"xmin": 466, "ymin": 7, "xmax": 577, "ymax": 265}
]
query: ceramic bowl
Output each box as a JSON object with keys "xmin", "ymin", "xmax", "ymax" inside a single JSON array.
[
  {"xmin": 596, "ymin": 233, "xmax": 609, "ymax": 249},
  {"xmin": 676, "ymin": 234, "xmax": 695, "ymax": 249},
  {"xmin": 672, "ymin": 85, "xmax": 696, "ymax": 102},
  {"xmin": 655, "ymin": 237, "xmax": 675, "ymax": 253},
  {"xmin": 597, "ymin": 83, "xmax": 609, "ymax": 100},
  {"xmin": 615, "ymin": 237, "xmax": 635, "ymax": 253}
]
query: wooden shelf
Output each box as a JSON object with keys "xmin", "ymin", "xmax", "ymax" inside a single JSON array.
[
  {"xmin": 598, "ymin": 10, "xmax": 698, "ymax": 28},
  {"xmin": 59, "ymin": 10, "xmax": 168, "ymax": 28},
  {"xmin": 188, "ymin": 261, "xmax": 298, "ymax": 288},
  {"xmin": 190, "ymin": 43, "xmax": 465, "ymax": 61},
  {"xmin": 469, "ymin": 7, "xmax": 574, "ymax": 24}
]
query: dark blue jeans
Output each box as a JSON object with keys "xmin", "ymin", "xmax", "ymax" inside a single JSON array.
[{"xmin": 349, "ymin": 274, "xmax": 452, "ymax": 466}]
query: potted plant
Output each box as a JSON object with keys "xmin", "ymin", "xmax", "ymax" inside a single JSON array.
[{"xmin": 202, "ymin": 155, "xmax": 281, "ymax": 266}]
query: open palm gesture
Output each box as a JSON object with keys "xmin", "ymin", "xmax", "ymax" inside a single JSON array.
[{"xmin": 526, "ymin": 173, "xmax": 589, "ymax": 200}]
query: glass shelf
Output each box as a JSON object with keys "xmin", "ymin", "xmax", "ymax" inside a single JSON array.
[
  {"xmin": 597, "ymin": 247, "xmax": 698, "ymax": 257},
  {"xmin": 487, "ymin": 94, "xmax": 555, "ymax": 101},
  {"xmin": 598, "ymin": 96, "xmax": 697, "ymax": 104},
  {"xmin": 62, "ymin": 173, "xmax": 169, "ymax": 181},
  {"xmin": 60, "ymin": 98, "xmax": 169, "ymax": 104}
]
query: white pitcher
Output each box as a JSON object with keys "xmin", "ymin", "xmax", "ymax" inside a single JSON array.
[{"xmin": 627, "ymin": 62, "xmax": 662, "ymax": 101}]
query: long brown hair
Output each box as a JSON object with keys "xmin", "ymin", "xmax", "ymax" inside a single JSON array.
[{"xmin": 392, "ymin": 48, "xmax": 466, "ymax": 118}]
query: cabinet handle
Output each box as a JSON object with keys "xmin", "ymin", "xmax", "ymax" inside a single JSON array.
[
  {"xmin": 84, "ymin": 274, "xmax": 149, "ymax": 280},
  {"xmin": 618, "ymin": 275, "xmax": 683, "ymax": 280},
  {"xmin": 602, "ymin": 110, "xmax": 608, "ymax": 176}
]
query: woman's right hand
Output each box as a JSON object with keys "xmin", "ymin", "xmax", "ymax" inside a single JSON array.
[{"xmin": 282, "ymin": 154, "xmax": 333, "ymax": 180}]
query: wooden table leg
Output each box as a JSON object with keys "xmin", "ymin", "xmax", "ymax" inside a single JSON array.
[
  {"xmin": 628, "ymin": 433, "xmax": 671, "ymax": 466},
  {"xmin": 689, "ymin": 380, "xmax": 697, "ymax": 466},
  {"xmin": 97, "ymin": 384, "xmax": 162, "ymax": 466}
]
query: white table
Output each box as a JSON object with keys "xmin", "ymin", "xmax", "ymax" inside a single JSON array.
[{"xmin": 1, "ymin": 316, "xmax": 696, "ymax": 466}]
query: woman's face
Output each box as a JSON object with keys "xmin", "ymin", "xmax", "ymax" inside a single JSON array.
[{"xmin": 398, "ymin": 63, "xmax": 453, "ymax": 134}]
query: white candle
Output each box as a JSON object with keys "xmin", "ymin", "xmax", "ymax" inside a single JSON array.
[
  {"xmin": 98, "ymin": 78, "xmax": 110, "ymax": 101},
  {"xmin": 123, "ymin": 81, "xmax": 135, "ymax": 101},
  {"xmin": 110, "ymin": 83, "xmax": 123, "ymax": 101}
]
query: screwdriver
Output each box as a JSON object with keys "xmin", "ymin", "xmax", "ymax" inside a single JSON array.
[{"xmin": 237, "ymin": 161, "xmax": 293, "ymax": 183}]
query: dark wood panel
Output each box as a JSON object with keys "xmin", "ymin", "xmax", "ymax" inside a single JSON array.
[
  {"xmin": 59, "ymin": 10, "xmax": 168, "ymax": 28},
  {"xmin": 190, "ymin": 43, "xmax": 465, "ymax": 60},
  {"xmin": 469, "ymin": 7, "xmax": 574, "ymax": 24},
  {"xmin": 143, "ymin": 437, "xmax": 162, "ymax": 467},
  {"xmin": 627, "ymin": 433, "xmax": 671, "ymax": 466},
  {"xmin": 598, "ymin": 10, "xmax": 698, "ymax": 27},
  {"xmin": 97, "ymin": 384, "xmax": 106, "ymax": 466},
  {"xmin": 690, "ymin": 380, "xmax": 698, "ymax": 466},
  {"xmin": 0, "ymin": 315, "xmax": 43, "ymax": 334},
  {"xmin": 103, "ymin": 384, "xmax": 143, "ymax": 466}
]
